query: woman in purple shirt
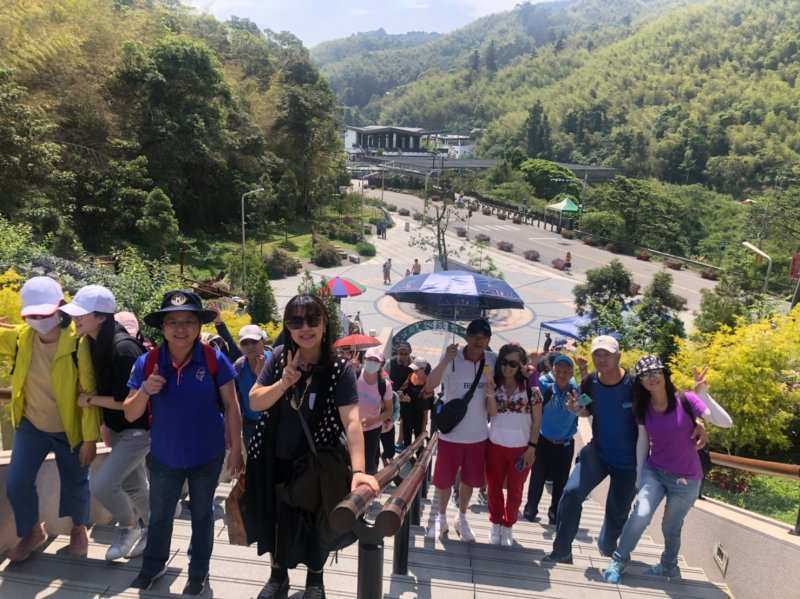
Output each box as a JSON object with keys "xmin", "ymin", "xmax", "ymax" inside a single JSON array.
[{"xmin": 603, "ymin": 355, "xmax": 732, "ymax": 583}]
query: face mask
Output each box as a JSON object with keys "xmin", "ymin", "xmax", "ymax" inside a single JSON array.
[
  {"xmin": 363, "ymin": 361, "xmax": 382, "ymax": 374},
  {"xmin": 26, "ymin": 314, "xmax": 61, "ymax": 335}
]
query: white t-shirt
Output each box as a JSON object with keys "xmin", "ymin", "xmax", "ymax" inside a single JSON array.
[
  {"xmin": 439, "ymin": 348, "xmax": 496, "ymax": 444},
  {"xmin": 489, "ymin": 383, "xmax": 538, "ymax": 448}
]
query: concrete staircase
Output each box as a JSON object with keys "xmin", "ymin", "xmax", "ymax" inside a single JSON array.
[{"xmin": 0, "ymin": 479, "xmax": 732, "ymax": 598}]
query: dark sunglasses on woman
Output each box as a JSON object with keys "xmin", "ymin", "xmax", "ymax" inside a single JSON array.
[
  {"xmin": 285, "ymin": 313, "xmax": 323, "ymax": 330},
  {"xmin": 500, "ymin": 359, "xmax": 520, "ymax": 368}
]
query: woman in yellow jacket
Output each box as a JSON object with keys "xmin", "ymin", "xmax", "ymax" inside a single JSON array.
[{"xmin": 0, "ymin": 276, "xmax": 101, "ymax": 562}]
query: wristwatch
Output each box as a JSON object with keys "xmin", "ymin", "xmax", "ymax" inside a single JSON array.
[{"xmin": 527, "ymin": 441, "xmax": 538, "ymax": 449}]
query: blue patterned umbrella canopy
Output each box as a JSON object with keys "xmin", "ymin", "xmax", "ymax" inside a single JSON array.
[{"xmin": 386, "ymin": 270, "xmax": 524, "ymax": 310}]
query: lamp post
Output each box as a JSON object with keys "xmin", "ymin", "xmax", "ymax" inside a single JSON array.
[
  {"xmin": 742, "ymin": 241, "xmax": 772, "ymax": 294},
  {"xmin": 241, "ymin": 187, "xmax": 264, "ymax": 291}
]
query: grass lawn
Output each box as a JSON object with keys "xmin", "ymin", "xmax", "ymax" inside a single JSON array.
[{"xmin": 704, "ymin": 471, "xmax": 800, "ymax": 526}]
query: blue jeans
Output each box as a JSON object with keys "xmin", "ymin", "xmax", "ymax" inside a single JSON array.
[
  {"xmin": 552, "ymin": 442, "xmax": 637, "ymax": 558},
  {"xmin": 141, "ymin": 453, "xmax": 224, "ymax": 578},
  {"xmin": 6, "ymin": 418, "xmax": 90, "ymax": 538},
  {"xmin": 613, "ymin": 466, "xmax": 701, "ymax": 570}
]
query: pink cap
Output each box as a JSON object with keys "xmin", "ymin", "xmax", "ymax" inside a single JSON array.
[{"xmin": 364, "ymin": 347, "xmax": 384, "ymax": 362}]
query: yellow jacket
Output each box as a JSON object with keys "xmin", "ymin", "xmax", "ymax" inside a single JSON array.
[{"xmin": 0, "ymin": 323, "xmax": 101, "ymax": 448}]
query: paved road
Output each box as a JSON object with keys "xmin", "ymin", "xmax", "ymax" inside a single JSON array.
[{"xmin": 365, "ymin": 185, "xmax": 717, "ymax": 314}]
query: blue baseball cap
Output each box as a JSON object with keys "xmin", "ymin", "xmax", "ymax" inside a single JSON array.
[{"xmin": 552, "ymin": 354, "xmax": 574, "ymax": 369}]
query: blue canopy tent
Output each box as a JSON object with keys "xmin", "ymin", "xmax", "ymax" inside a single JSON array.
[{"xmin": 541, "ymin": 315, "xmax": 592, "ymax": 340}]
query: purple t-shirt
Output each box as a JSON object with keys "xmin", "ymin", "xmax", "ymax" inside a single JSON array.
[{"xmin": 645, "ymin": 391, "xmax": 707, "ymax": 479}]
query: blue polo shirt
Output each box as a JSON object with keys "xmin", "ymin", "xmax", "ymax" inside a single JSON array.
[
  {"xmin": 581, "ymin": 370, "xmax": 638, "ymax": 470},
  {"xmin": 128, "ymin": 342, "xmax": 236, "ymax": 469},
  {"xmin": 538, "ymin": 379, "xmax": 579, "ymax": 443},
  {"xmin": 233, "ymin": 351, "xmax": 271, "ymax": 422}
]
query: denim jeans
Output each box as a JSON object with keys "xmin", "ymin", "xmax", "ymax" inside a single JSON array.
[
  {"xmin": 141, "ymin": 453, "xmax": 224, "ymax": 578},
  {"xmin": 613, "ymin": 465, "xmax": 701, "ymax": 570},
  {"xmin": 90, "ymin": 428, "xmax": 150, "ymax": 526},
  {"xmin": 525, "ymin": 437, "xmax": 574, "ymax": 521},
  {"xmin": 552, "ymin": 442, "xmax": 637, "ymax": 558},
  {"xmin": 6, "ymin": 418, "xmax": 90, "ymax": 537}
]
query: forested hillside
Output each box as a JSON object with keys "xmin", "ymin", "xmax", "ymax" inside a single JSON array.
[
  {"xmin": 0, "ymin": 0, "xmax": 344, "ymax": 255},
  {"xmin": 318, "ymin": 0, "xmax": 694, "ymax": 110},
  {"xmin": 370, "ymin": 0, "xmax": 800, "ymax": 195},
  {"xmin": 311, "ymin": 28, "xmax": 441, "ymax": 68}
]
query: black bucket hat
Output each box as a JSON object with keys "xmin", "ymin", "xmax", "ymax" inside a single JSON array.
[{"xmin": 143, "ymin": 290, "xmax": 216, "ymax": 328}]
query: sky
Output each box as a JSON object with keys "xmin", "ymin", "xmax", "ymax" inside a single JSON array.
[{"xmin": 184, "ymin": 0, "xmax": 532, "ymax": 47}]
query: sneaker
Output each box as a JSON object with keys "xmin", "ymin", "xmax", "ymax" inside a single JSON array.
[
  {"xmin": 174, "ymin": 500, "xmax": 183, "ymax": 519},
  {"xmin": 182, "ymin": 573, "xmax": 208, "ymax": 595},
  {"xmin": 302, "ymin": 583, "xmax": 326, "ymax": 599},
  {"xmin": 602, "ymin": 559, "xmax": 625, "ymax": 583},
  {"xmin": 547, "ymin": 511, "xmax": 557, "ymax": 526},
  {"xmin": 129, "ymin": 565, "xmax": 168, "ymax": 590},
  {"xmin": 128, "ymin": 526, "xmax": 148, "ymax": 558},
  {"xmin": 500, "ymin": 526, "xmax": 514, "ymax": 547},
  {"xmin": 454, "ymin": 515, "xmax": 475, "ymax": 543},
  {"xmin": 7, "ymin": 522, "xmax": 47, "ymax": 562},
  {"xmin": 542, "ymin": 552, "xmax": 573, "ymax": 565},
  {"xmin": 644, "ymin": 563, "xmax": 679, "ymax": 579},
  {"xmin": 477, "ymin": 489, "xmax": 488, "ymax": 505},
  {"xmin": 426, "ymin": 514, "xmax": 448, "ymax": 539},
  {"xmin": 523, "ymin": 510, "xmax": 540, "ymax": 523},
  {"xmin": 105, "ymin": 524, "xmax": 144, "ymax": 561},
  {"xmin": 489, "ymin": 523, "xmax": 502, "ymax": 545},
  {"xmin": 258, "ymin": 577, "xmax": 289, "ymax": 599}
]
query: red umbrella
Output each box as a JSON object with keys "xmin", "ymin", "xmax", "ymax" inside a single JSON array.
[{"xmin": 333, "ymin": 334, "xmax": 381, "ymax": 349}]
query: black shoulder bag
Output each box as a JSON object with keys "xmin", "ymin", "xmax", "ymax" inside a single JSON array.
[{"xmin": 431, "ymin": 357, "xmax": 485, "ymax": 434}]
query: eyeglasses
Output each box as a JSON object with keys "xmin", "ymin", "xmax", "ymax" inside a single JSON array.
[
  {"xmin": 500, "ymin": 359, "xmax": 520, "ymax": 369},
  {"xmin": 240, "ymin": 339, "xmax": 260, "ymax": 347},
  {"xmin": 285, "ymin": 313, "xmax": 323, "ymax": 330},
  {"xmin": 163, "ymin": 319, "xmax": 199, "ymax": 329},
  {"xmin": 640, "ymin": 370, "xmax": 663, "ymax": 380}
]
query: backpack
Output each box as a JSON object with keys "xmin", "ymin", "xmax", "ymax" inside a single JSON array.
[{"xmin": 377, "ymin": 371, "xmax": 400, "ymax": 423}]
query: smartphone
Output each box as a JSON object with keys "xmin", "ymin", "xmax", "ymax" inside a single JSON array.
[
  {"xmin": 577, "ymin": 393, "xmax": 593, "ymax": 407},
  {"xmin": 515, "ymin": 456, "xmax": 526, "ymax": 472}
]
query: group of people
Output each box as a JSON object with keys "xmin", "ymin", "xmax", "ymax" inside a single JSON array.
[
  {"xmin": 420, "ymin": 318, "xmax": 732, "ymax": 585},
  {"xmin": 2, "ymin": 272, "xmax": 733, "ymax": 596}
]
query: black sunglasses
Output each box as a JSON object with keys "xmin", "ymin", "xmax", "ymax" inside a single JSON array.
[
  {"xmin": 286, "ymin": 313, "xmax": 323, "ymax": 330},
  {"xmin": 500, "ymin": 359, "xmax": 520, "ymax": 368}
]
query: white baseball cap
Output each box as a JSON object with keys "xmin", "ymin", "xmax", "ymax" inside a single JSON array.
[
  {"xmin": 591, "ymin": 335, "xmax": 620, "ymax": 354},
  {"xmin": 20, "ymin": 276, "xmax": 64, "ymax": 317},
  {"xmin": 409, "ymin": 358, "xmax": 428, "ymax": 371},
  {"xmin": 60, "ymin": 285, "xmax": 116, "ymax": 317},
  {"xmin": 238, "ymin": 324, "xmax": 263, "ymax": 342}
]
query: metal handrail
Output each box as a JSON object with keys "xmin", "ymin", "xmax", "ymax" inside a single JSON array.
[
  {"xmin": 330, "ymin": 433, "xmax": 426, "ymax": 533},
  {"xmin": 710, "ymin": 451, "xmax": 800, "ymax": 480},
  {"xmin": 375, "ymin": 432, "xmax": 438, "ymax": 538}
]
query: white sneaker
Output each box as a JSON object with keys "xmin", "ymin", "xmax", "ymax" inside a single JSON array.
[
  {"xmin": 127, "ymin": 526, "xmax": 148, "ymax": 558},
  {"xmin": 489, "ymin": 523, "xmax": 502, "ymax": 545},
  {"xmin": 426, "ymin": 514, "xmax": 448, "ymax": 539},
  {"xmin": 174, "ymin": 500, "xmax": 182, "ymax": 519},
  {"xmin": 105, "ymin": 524, "xmax": 143, "ymax": 561},
  {"xmin": 455, "ymin": 515, "xmax": 475, "ymax": 543},
  {"xmin": 500, "ymin": 526, "xmax": 514, "ymax": 547}
]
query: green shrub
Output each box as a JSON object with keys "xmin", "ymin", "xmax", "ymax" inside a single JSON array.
[
  {"xmin": 356, "ymin": 242, "xmax": 376, "ymax": 257},
  {"xmin": 386, "ymin": 204, "xmax": 398, "ymax": 212},
  {"xmin": 265, "ymin": 248, "xmax": 301, "ymax": 279},
  {"xmin": 412, "ymin": 212, "xmax": 423, "ymax": 221},
  {"xmin": 398, "ymin": 208, "xmax": 410, "ymax": 216},
  {"xmin": 312, "ymin": 241, "xmax": 342, "ymax": 267}
]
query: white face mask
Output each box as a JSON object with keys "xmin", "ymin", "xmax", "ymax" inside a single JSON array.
[
  {"xmin": 363, "ymin": 361, "xmax": 382, "ymax": 374},
  {"xmin": 26, "ymin": 314, "xmax": 61, "ymax": 335}
]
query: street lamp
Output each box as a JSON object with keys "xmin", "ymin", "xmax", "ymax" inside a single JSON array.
[
  {"xmin": 241, "ymin": 187, "xmax": 264, "ymax": 291},
  {"xmin": 742, "ymin": 241, "xmax": 773, "ymax": 294}
]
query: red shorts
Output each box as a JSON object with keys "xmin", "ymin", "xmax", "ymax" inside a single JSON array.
[{"xmin": 433, "ymin": 439, "xmax": 487, "ymax": 489}]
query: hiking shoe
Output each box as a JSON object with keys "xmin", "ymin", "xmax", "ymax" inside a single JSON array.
[
  {"xmin": 182, "ymin": 573, "xmax": 208, "ymax": 596},
  {"xmin": 478, "ymin": 489, "xmax": 488, "ymax": 505},
  {"xmin": 426, "ymin": 514, "xmax": 448, "ymax": 540},
  {"xmin": 542, "ymin": 552, "xmax": 573, "ymax": 565},
  {"xmin": 302, "ymin": 583, "xmax": 326, "ymax": 599},
  {"xmin": 500, "ymin": 526, "xmax": 514, "ymax": 547},
  {"xmin": 644, "ymin": 563, "xmax": 680, "ymax": 579},
  {"xmin": 127, "ymin": 526, "xmax": 148, "ymax": 558},
  {"xmin": 129, "ymin": 565, "xmax": 168, "ymax": 590},
  {"xmin": 455, "ymin": 515, "xmax": 475, "ymax": 543},
  {"xmin": 602, "ymin": 559, "xmax": 625, "ymax": 583},
  {"xmin": 258, "ymin": 577, "xmax": 289, "ymax": 599},
  {"xmin": 548, "ymin": 511, "xmax": 557, "ymax": 526},
  {"xmin": 489, "ymin": 523, "xmax": 502, "ymax": 545},
  {"xmin": 105, "ymin": 524, "xmax": 144, "ymax": 561},
  {"xmin": 522, "ymin": 510, "xmax": 540, "ymax": 523}
]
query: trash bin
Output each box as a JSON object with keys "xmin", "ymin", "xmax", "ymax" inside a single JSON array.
[{"xmin": 404, "ymin": 222, "xmax": 410, "ymax": 232}]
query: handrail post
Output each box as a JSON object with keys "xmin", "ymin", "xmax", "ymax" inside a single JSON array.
[
  {"xmin": 392, "ymin": 510, "xmax": 411, "ymax": 576},
  {"xmin": 411, "ymin": 489, "xmax": 421, "ymax": 526},
  {"xmin": 357, "ymin": 536, "xmax": 384, "ymax": 599}
]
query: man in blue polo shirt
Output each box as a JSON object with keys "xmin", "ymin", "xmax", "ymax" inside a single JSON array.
[
  {"xmin": 545, "ymin": 335, "xmax": 638, "ymax": 563},
  {"xmin": 123, "ymin": 290, "xmax": 243, "ymax": 595},
  {"xmin": 524, "ymin": 354, "xmax": 579, "ymax": 525}
]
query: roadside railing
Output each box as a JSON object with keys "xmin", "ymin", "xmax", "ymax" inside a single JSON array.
[
  {"xmin": 331, "ymin": 431, "xmax": 438, "ymax": 599},
  {"xmin": 709, "ymin": 451, "xmax": 800, "ymax": 535}
]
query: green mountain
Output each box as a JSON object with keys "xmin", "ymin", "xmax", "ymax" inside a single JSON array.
[
  {"xmin": 366, "ymin": 0, "xmax": 800, "ymax": 195},
  {"xmin": 311, "ymin": 28, "xmax": 441, "ymax": 67},
  {"xmin": 318, "ymin": 0, "xmax": 697, "ymax": 109}
]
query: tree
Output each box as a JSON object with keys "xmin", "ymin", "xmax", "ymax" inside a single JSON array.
[
  {"xmin": 137, "ymin": 188, "xmax": 179, "ymax": 257},
  {"xmin": 632, "ymin": 272, "xmax": 687, "ymax": 360},
  {"xmin": 573, "ymin": 259, "xmax": 634, "ymax": 315},
  {"xmin": 297, "ymin": 270, "xmax": 342, "ymax": 341},
  {"xmin": 484, "ymin": 40, "xmax": 497, "ymax": 76},
  {"xmin": 525, "ymin": 101, "xmax": 553, "ymax": 159},
  {"xmin": 519, "ymin": 159, "xmax": 582, "ymax": 200},
  {"xmin": 469, "ymin": 49, "xmax": 480, "ymax": 74},
  {"xmin": 246, "ymin": 267, "xmax": 278, "ymax": 325},
  {"xmin": 275, "ymin": 170, "xmax": 299, "ymax": 243},
  {"xmin": 579, "ymin": 211, "xmax": 625, "ymax": 245}
]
